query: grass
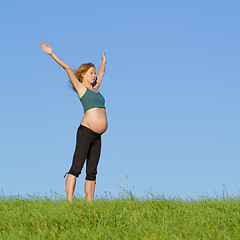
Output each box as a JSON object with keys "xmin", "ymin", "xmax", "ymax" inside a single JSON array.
[{"xmin": 0, "ymin": 187, "xmax": 240, "ymax": 239}]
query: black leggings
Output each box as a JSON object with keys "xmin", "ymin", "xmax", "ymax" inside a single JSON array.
[{"xmin": 64, "ymin": 124, "xmax": 102, "ymax": 183}]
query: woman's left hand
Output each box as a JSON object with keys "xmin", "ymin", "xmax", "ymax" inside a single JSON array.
[{"xmin": 102, "ymin": 52, "xmax": 106, "ymax": 63}]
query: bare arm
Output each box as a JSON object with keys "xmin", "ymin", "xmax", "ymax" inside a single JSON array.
[
  {"xmin": 50, "ymin": 52, "xmax": 70, "ymax": 70},
  {"xmin": 40, "ymin": 41, "xmax": 83, "ymax": 91},
  {"xmin": 40, "ymin": 41, "xmax": 69, "ymax": 70},
  {"xmin": 65, "ymin": 66, "xmax": 84, "ymax": 92},
  {"xmin": 95, "ymin": 52, "xmax": 106, "ymax": 89}
]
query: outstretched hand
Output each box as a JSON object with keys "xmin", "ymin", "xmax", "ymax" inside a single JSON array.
[
  {"xmin": 102, "ymin": 52, "xmax": 106, "ymax": 63},
  {"xmin": 40, "ymin": 42, "xmax": 53, "ymax": 55}
]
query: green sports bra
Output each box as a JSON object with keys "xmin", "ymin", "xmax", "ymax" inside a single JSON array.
[{"xmin": 80, "ymin": 87, "xmax": 106, "ymax": 113}]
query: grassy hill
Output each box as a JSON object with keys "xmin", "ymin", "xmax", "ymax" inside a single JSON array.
[{"xmin": 1, "ymin": 189, "xmax": 239, "ymax": 239}]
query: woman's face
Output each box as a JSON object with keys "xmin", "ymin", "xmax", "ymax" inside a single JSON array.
[{"xmin": 83, "ymin": 67, "xmax": 96, "ymax": 84}]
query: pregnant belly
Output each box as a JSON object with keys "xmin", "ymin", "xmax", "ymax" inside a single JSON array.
[{"xmin": 80, "ymin": 108, "xmax": 108, "ymax": 134}]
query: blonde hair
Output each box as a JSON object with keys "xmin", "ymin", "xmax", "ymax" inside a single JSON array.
[{"xmin": 68, "ymin": 63, "xmax": 96, "ymax": 92}]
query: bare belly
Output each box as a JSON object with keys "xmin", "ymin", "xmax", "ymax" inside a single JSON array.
[{"xmin": 80, "ymin": 108, "xmax": 108, "ymax": 134}]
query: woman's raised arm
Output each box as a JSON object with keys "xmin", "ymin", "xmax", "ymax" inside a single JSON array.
[
  {"xmin": 40, "ymin": 41, "xmax": 84, "ymax": 92},
  {"xmin": 95, "ymin": 52, "xmax": 106, "ymax": 89},
  {"xmin": 40, "ymin": 42, "xmax": 70, "ymax": 70}
]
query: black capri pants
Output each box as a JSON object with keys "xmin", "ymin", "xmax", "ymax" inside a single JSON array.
[{"xmin": 63, "ymin": 124, "xmax": 102, "ymax": 183}]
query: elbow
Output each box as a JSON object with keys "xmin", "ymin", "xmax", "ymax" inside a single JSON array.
[{"xmin": 65, "ymin": 65, "xmax": 71, "ymax": 71}]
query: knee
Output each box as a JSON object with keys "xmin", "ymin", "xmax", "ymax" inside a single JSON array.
[
  {"xmin": 68, "ymin": 170, "xmax": 81, "ymax": 178},
  {"xmin": 86, "ymin": 172, "xmax": 97, "ymax": 181}
]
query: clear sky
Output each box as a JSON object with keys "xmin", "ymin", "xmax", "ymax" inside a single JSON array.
[{"xmin": 0, "ymin": 0, "xmax": 239, "ymax": 200}]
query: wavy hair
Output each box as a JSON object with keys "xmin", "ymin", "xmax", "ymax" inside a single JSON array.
[{"xmin": 68, "ymin": 63, "xmax": 96, "ymax": 92}]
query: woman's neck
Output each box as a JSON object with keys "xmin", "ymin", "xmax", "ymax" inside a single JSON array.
[{"xmin": 82, "ymin": 80, "xmax": 93, "ymax": 89}]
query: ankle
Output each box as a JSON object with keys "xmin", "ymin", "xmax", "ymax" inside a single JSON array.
[{"xmin": 85, "ymin": 193, "xmax": 94, "ymax": 202}]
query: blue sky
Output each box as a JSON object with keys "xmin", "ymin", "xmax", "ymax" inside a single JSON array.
[{"xmin": 0, "ymin": 0, "xmax": 239, "ymax": 200}]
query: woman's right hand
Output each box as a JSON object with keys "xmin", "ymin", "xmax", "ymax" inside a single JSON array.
[{"xmin": 40, "ymin": 41, "xmax": 53, "ymax": 55}]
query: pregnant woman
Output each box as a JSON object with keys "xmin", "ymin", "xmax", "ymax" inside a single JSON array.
[{"xmin": 40, "ymin": 42, "xmax": 108, "ymax": 203}]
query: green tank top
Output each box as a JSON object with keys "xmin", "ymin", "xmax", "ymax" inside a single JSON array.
[{"xmin": 80, "ymin": 87, "xmax": 106, "ymax": 113}]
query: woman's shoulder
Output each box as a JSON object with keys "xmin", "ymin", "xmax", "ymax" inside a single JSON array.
[{"xmin": 76, "ymin": 84, "xmax": 87, "ymax": 99}]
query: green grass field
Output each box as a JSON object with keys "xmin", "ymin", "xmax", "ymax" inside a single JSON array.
[{"xmin": 1, "ymin": 188, "xmax": 240, "ymax": 239}]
